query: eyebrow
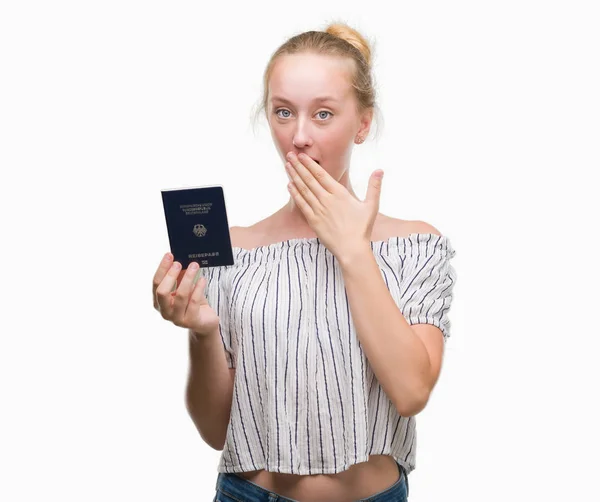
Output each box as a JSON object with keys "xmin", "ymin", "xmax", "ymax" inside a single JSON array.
[{"xmin": 270, "ymin": 96, "xmax": 339, "ymax": 104}]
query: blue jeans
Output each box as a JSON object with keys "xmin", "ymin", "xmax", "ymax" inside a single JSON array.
[{"xmin": 213, "ymin": 461, "xmax": 409, "ymax": 501}]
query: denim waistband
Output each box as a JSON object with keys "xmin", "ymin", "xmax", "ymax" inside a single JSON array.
[{"xmin": 215, "ymin": 461, "xmax": 409, "ymax": 501}]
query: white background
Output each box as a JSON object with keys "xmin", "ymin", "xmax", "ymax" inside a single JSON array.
[{"xmin": 1, "ymin": 1, "xmax": 598, "ymax": 501}]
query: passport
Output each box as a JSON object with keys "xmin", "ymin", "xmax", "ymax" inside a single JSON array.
[{"xmin": 160, "ymin": 185, "xmax": 234, "ymax": 269}]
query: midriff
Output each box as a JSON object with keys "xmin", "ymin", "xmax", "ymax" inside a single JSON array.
[
  {"xmin": 235, "ymin": 454, "xmax": 401, "ymax": 501},
  {"xmin": 230, "ymin": 215, "xmax": 409, "ymax": 500}
]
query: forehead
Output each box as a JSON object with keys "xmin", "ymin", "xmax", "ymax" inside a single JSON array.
[{"xmin": 269, "ymin": 53, "xmax": 354, "ymax": 102}]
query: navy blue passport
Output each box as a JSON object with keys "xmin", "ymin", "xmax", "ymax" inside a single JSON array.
[{"xmin": 160, "ymin": 185, "xmax": 234, "ymax": 269}]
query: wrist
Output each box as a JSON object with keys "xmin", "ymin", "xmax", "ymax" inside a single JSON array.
[
  {"xmin": 189, "ymin": 327, "xmax": 219, "ymax": 343},
  {"xmin": 337, "ymin": 243, "xmax": 373, "ymax": 269}
]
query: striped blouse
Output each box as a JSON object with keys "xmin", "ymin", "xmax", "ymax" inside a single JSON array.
[{"xmin": 195, "ymin": 232, "xmax": 457, "ymax": 476}]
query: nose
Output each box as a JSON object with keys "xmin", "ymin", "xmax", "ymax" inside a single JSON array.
[
  {"xmin": 292, "ymin": 117, "xmax": 313, "ymax": 149},
  {"xmin": 292, "ymin": 134, "xmax": 312, "ymax": 150}
]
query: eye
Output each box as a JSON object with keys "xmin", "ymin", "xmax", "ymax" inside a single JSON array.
[
  {"xmin": 274, "ymin": 109, "xmax": 333, "ymax": 121},
  {"xmin": 317, "ymin": 111, "xmax": 333, "ymax": 120},
  {"xmin": 275, "ymin": 109, "xmax": 291, "ymax": 118}
]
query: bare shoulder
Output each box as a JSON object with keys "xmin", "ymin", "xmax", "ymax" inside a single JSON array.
[
  {"xmin": 229, "ymin": 225, "xmax": 245, "ymax": 248},
  {"xmin": 229, "ymin": 225, "xmax": 258, "ymax": 250},
  {"xmin": 403, "ymin": 219, "xmax": 443, "ymax": 236},
  {"xmin": 378, "ymin": 217, "xmax": 442, "ymax": 239},
  {"xmin": 380, "ymin": 216, "xmax": 443, "ymax": 239}
]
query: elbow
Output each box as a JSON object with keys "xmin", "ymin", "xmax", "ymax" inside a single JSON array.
[
  {"xmin": 185, "ymin": 399, "xmax": 227, "ymax": 451},
  {"xmin": 394, "ymin": 390, "xmax": 430, "ymax": 418},
  {"xmin": 194, "ymin": 429, "xmax": 225, "ymax": 451},
  {"xmin": 189, "ymin": 415, "xmax": 227, "ymax": 451},
  {"xmin": 205, "ymin": 437, "xmax": 226, "ymax": 451}
]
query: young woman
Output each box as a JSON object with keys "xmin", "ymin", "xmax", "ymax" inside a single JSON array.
[{"xmin": 153, "ymin": 22, "xmax": 457, "ymax": 502}]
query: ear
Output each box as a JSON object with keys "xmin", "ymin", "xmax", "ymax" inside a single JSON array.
[{"xmin": 357, "ymin": 107, "xmax": 374, "ymax": 140}]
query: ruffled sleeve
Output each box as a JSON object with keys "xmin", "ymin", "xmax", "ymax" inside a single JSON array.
[
  {"xmin": 193, "ymin": 266, "xmax": 237, "ymax": 368},
  {"xmin": 398, "ymin": 234, "xmax": 457, "ymax": 342}
]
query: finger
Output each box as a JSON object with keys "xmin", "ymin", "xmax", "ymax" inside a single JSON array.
[
  {"xmin": 365, "ymin": 170, "xmax": 384, "ymax": 205},
  {"xmin": 286, "ymin": 161, "xmax": 322, "ymax": 212},
  {"xmin": 170, "ymin": 263, "xmax": 201, "ymax": 324},
  {"xmin": 152, "ymin": 253, "xmax": 174, "ymax": 310},
  {"xmin": 288, "ymin": 152, "xmax": 338, "ymax": 195},
  {"xmin": 176, "ymin": 267, "xmax": 187, "ymax": 286},
  {"xmin": 287, "ymin": 181, "xmax": 315, "ymax": 221},
  {"xmin": 286, "ymin": 158, "xmax": 329, "ymax": 202},
  {"xmin": 184, "ymin": 274, "xmax": 209, "ymax": 320},
  {"xmin": 155, "ymin": 260, "xmax": 183, "ymax": 315}
]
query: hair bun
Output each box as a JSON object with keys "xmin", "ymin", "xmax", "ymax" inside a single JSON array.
[{"xmin": 325, "ymin": 23, "xmax": 372, "ymax": 68}]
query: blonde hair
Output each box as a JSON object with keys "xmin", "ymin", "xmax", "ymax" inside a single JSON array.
[{"xmin": 251, "ymin": 21, "xmax": 383, "ymax": 140}]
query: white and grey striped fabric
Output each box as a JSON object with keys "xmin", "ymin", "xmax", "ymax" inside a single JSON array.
[{"xmin": 195, "ymin": 232, "xmax": 457, "ymax": 476}]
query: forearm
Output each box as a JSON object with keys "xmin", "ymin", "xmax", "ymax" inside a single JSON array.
[
  {"xmin": 185, "ymin": 328, "xmax": 234, "ymax": 450},
  {"xmin": 339, "ymin": 247, "xmax": 431, "ymax": 416}
]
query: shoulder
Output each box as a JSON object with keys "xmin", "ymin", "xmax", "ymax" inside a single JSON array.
[
  {"xmin": 394, "ymin": 219, "xmax": 455, "ymax": 262},
  {"xmin": 229, "ymin": 226, "xmax": 248, "ymax": 249},
  {"xmin": 385, "ymin": 216, "xmax": 443, "ymax": 238},
  {"xmin": 404, "ymin": 219, "xmax": 443, "ymax": 236},
  {"xmin": 229, "ymin": 224, "xmax": 268, "ymax": 250}
]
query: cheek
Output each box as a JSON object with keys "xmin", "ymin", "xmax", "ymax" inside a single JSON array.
[
  {"xmin": 324, "ymin": 139, "xmax": 352, "ymax": 161},
  {"xmin": 270, "ymin": 128, "xmax": 288, "ymax": 146},
  {"xmin": 269, "ymin": 132, "xmax": 288, "ymax": 155}
]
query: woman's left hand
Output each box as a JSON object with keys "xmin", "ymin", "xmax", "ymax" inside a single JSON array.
[{"xmin": 285, "ymin": 152, "xmax": 384, "ymax": 264}]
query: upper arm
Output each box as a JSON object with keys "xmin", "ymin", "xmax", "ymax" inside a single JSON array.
[
  {"xmin": 412, "ymin": 323, "xmax": 445, "ymax": 392},
  {"xmin": 402, "ymin": 220, "xmax": 446, "ymax": 393}
]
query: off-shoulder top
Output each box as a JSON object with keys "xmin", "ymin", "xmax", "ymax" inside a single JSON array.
[{"xmin": 194, "ymin": 232, "xmax": 457, "ymax": 476}]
